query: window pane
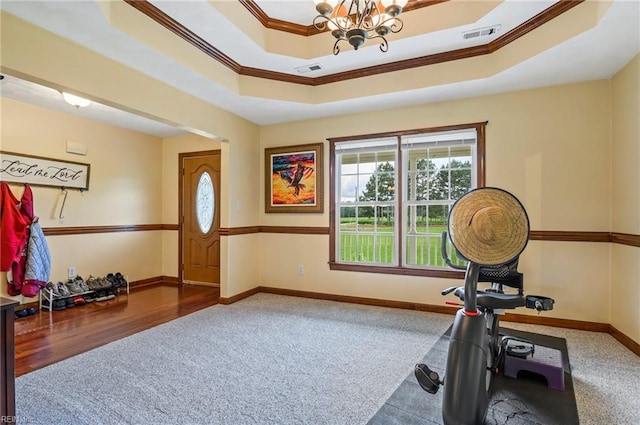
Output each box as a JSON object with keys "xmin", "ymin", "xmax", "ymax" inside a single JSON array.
[
  {"xmin": 429, "ymin": 204, "xmax": 448, "ymax": 228},
  {"xmin": 451, "ymin": 169, "xmax": 472, "ymax": 198},
  {"xmin": 341, "ymin": 161, "xmax": 358, "ymax": 174},
  {"xmin": 357, "ymin": 174, "xmax": 373, "ymax": 201},
  {"xmin": 406, "ymin": 205, "xmax": 428, "ymax": 234},
  {"xmin": 376, "ymin": 171, "xmax": 395, "ymax": 201},
  {"xmin": 335, "ymin": 146, "xmax": 397, "ymax": 266},
  {"xmin": 401, "ymin": 131, "xmax": 477, "ymax": 268},
  {"xmin": 451, "ymin": 145, "xmax": 472, "ymax": 168},
  {"xmin": 375, "ymin": 205, "xmax": 395, "ymax": 228},
  {"xmin": 340, "ymin": 176, "xmax": 357, "ymax": 203},
  {"xmin": 339, "ymin": 233, "xmax": 357, "ymax": 262},
  {"xmin": 375, "ymin": 233, "xmax": 394, "ymax": 264},
  {"xmin": 195, "ymin": 171, "xmax": 214, "ymax": 234},
  {"xmin": 430, "ymin": 170, "xmax": 449, "ymax": 200},
  {"xmin": 340, "ymin": 207, "xmax": 356, "ymax": 231},
  {"xmin": 407, "ymin": 149, "xmax": 427, "ymax": 170},
  {"xmin": 429, "ymin": 147, "xmax": 450, "ymax": 168}
]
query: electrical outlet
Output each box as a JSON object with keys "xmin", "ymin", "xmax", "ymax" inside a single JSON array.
[
  {"xmin": 297, "ymin": 265, "xmax": 304, "ymax": 275},
  {"xmin": 68, "ymin": 267, "xmax": 77, "ymax": 279}
]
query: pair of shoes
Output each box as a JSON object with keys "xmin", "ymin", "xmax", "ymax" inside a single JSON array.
[
  {"xmin": 57, "ymin": 282, "xmax": 71, "ymax": 297},
  {"xmin": 95, "ymin": 289, "xmax": 115, "ymax": 301},
  {"xmin": 65, "ymin": 297, "xmax": 75, "ymax": 308},
  {"xmin": 45, "ymin": 281, "xmax": 61, "ymax": 298},
  {"xmin": 52, "ymin": 299, "xmax": 66, "ymax": 311},
  {"xmin": 85, "ymin": 275, "xmax": 101, "ymax": 291},
  {"xmin": 16, "ymin": 308, "xmax": 37, "ymax": 318},
  {"xmin": 105, "ymin": 273, "xmax": 118, "ymax": 288},
  {"xmin": 107, "ymin": 272, "xmax": 128, "ymax": 289},
  {"xmin": 97, "ymin": 276, "xmax": 112, "ymax": 289},
  {"xmin": 73, "ymin": 296, "xmax": 86, "ymax": 306},
  {"xmin": 74, "ymin": 275, "xmax": 91, "ymax": 293},
  {"xmin": 65, "ymin": 278, "xmax": 84, "ymax": 295},
  {"xmin": 97, "ymin": 277, "xmax": 115, "ymax": 300},
  {"xmin": 115, "ymin": 272, "xmax": 129, "ymax": 288}
]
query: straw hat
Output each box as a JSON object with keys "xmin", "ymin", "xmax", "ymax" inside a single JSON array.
[{"xmin": 448, "ymin": 187, "xmax": 529, "ymax": 266}]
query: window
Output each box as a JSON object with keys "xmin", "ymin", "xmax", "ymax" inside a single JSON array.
[
  {"xmin": 196, "ymin": 171, "xmax": 215, "ymax": 234},
  {"xmin": 329, "ymin": 123, "xmax": 486, "ymax": 277}
]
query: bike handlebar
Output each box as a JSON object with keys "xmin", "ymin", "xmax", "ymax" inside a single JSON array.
[{"xmin": 441, "ymin": 232, "xmax": 466, "ymax": 270}]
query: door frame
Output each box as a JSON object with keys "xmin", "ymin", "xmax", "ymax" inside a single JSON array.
[{"xmin": 178, "ymin": 150, "xmax": 221, "ymax": 285}]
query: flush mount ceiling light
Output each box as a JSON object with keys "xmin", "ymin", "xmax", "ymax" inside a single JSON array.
[
  {"xmin": 61, "ymin": 92, "xmax": 91, "ymax": 109},
  {"xmin": 313, "ymin": 0, "xmax": 407, "ymax": 55}
]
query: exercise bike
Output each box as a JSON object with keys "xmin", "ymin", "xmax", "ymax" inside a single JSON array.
[{"xmin": 414, "ymin": 187, "xmax": 554, "ymax": 425}]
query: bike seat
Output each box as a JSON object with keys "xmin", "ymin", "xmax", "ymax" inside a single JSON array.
[{"xmin": 453, "ymin": 288, "xmax": 526, "ymax": 310}]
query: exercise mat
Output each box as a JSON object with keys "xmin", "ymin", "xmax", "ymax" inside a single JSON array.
[{"xmin": 367, "ymin": 327, "xmax": 579, "ymax": 425}]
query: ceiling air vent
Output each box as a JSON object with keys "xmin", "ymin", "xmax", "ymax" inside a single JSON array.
[
  {"xmin": 463, "ymin": 25, "xmax": 501, "ymax": 40},
  {"xmin": 295, "ymin": 64, "xmax": 323, "ymax": 74}
]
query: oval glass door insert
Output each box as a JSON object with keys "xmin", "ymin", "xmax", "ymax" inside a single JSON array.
[{"xmin": 195, "ymin": 171, "xmax": 214, "ymax": 234}]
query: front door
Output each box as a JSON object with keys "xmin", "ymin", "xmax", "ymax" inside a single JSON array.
[{"xmin": 181, "ymin": 151, "xmax": 220, "ymax": 285}]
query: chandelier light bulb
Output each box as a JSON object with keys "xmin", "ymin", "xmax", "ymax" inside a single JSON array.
[
  {"xmin": 375, "ymin": 14, "xmax": 393, "ymax": 35},
  {"xmin": 372, "ymin": 10, "xmax": 388, "ymax": 27},
  {"xmin": 381, "ymin": 0, "xmax": 407, "ymax": 16},
  {"xmin": 331, "ymin": 4, "xmax": 349, "ymax": 19},
  {"xmin": 381, "ymin": 0, "xmax": 408, "ymax": 8}
]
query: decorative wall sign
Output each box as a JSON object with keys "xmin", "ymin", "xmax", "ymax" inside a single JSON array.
[
  {"xmin": 0, "ymin": 151, "xmax": 90, "ymax": 190},
  {"xmin": 265, "ymin": 143, "xmax": 323, "ymax": 213}
]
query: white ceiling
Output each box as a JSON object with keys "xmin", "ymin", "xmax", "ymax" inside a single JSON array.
[{"xmin": 0, "ymin": 0, "xmax": 638, "ymax": 138}]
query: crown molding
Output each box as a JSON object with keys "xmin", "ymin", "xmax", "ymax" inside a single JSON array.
[{"xmin": 124, "ymin": 0, "xmax": 584, "ymax": 86}]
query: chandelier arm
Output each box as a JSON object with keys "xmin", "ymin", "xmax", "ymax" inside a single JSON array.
[
  {"xmin": 313, "ymin": 15, "xmax": 329, "ymax": 31},
  {"xmin": 361, "ymin": 0, "xmax": 375, "ymax": 29},
  {"xmin": 347, "ymin": 0, "xmax": 361, "ymax": 28},
  {"xmin": 333, "ymin": 39, "xmax": 342, "ymax": 55},
  {"xmin": 367, "ymin": 1, "xmax": 381, "ymax": 29},
  {"xmin": 379, "ymin": 37, "xmax": 389, "ymax": 53},
  {"xmin": 366, "ymin": 34, "xmax": 389, "ymax": 53},
  {"xmin": 384, "ymin": 17, "xmax": 404, "ymax": 34}
]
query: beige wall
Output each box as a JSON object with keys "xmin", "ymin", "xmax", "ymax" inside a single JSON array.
[
  {"xmin": 611, "ymin": 54, "xmax": 640, "ymax": 342},
  {"xmin": 259, "ymin": 81, "xmax": 614, "ymax": 324},
  {"xmin": 0, "ymin": 98, "xmax": 164, "ymax": 301}
]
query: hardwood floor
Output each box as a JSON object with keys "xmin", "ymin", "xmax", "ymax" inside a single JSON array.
[{"xmin": 13, "ymin": 284, "xmax": 219, "ymax": 377}]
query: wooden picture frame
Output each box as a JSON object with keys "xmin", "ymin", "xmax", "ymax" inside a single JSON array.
[
  {"xmin": 0, "ymin": 151, "xmax": 90, "ymax": 191},
  {"xmin": 265, "ymin": 143, "xmax": 323, "ymax": 213}
]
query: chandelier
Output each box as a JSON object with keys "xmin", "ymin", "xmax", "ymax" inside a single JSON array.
[{"xmin": 313, "ymin": 0, "xmax": 408, "ymax": 55}]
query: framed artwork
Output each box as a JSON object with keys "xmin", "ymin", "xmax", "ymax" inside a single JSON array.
[
  {"xmin": 0, "ymin": 151, "xmax": 90, "ymax": 190},
  {"xmin": 265, "ymin": 143, "xmax": 323, "ymax": 213}
]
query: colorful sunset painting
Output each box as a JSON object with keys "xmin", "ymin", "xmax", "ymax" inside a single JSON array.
[{"xmin": 270, "ymin": 150, "xmax": 316, "ymax": 206}]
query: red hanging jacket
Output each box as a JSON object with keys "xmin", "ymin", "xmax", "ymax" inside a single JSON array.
[
  {"xmin": 11, "ymin": 184, "xmax": 35, "ymax": 293},
  {"xmin": 0, "ymin": 182, "xmax": 28, "ymax": 272}
]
